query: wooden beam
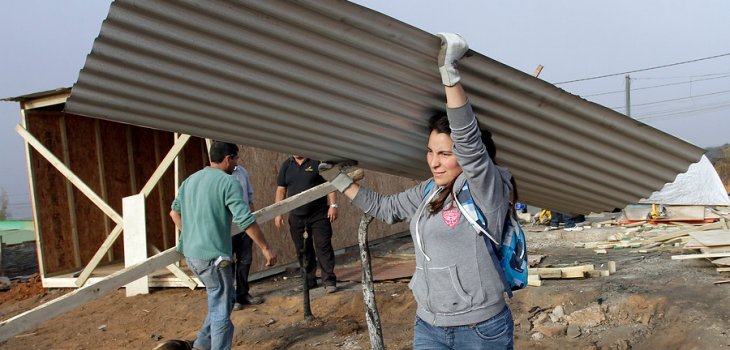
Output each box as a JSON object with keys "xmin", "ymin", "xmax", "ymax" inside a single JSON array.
[
  {"xmin": 15, "ymin": 124, "xmax": 123, "ymax": 225},
  {"xmin": 650, "ymin": 222, "xmax": 723, "ymax": 243},
  {"xmin": 671, "ymin": 252, "xmax": 730, "ymax": 260},
  {"xmin": 149, "ymin": 245, "xmax": 197, "ymax": 289},
  {"xmin": 75, "ymin": 133, "xmax": 191, "ymax": 287},
  {"xmin": 529, "ymin": 265, "xmax": 595, "ymax": 279},
  {"xmin": 153, "ymin": 132, "xmax": 169, "ymax": 249},
  {"xmin": 527, "ymin": 274, "xmax": 542, "ymax": 287},
  {"xmin": 123, "ymin": 194, "xmax": 149, "ymax": 296},
  {"xmin": 0, "ymin": 175, "xmax": 351, "ymax": 340},
  {"xmin": 74, "ymin": 224, "xmax": 123, "ymax": 287},
  {"xmin": 94, "ymin": 119, "xmax": 113, "ymax": 261},
  {"xmin": 19, "ymin": 111, "xmax": 47, "ymax": 279},
  {"xmin": 126, "ymin": 125, "xmax": 138, "ymax": 193},
  {"xmin": 255, "ymin": 169, "xmax": 363, "ymax": 224},
  {"xmin": 20, "ymin": 92, "xmax": 70, "ymax": 110},
  {"xmin": 59, "ymin": 115, "xmax": 82, "ymax": 267},
  {"xmin": 139, "ymin": 134, "xmax": 191, "ymax": 198},
  {"xmin": 0, "ymin": 247, "xmax": 184, "ymax": 342}
]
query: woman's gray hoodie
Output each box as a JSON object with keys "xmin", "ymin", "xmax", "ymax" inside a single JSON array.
[{"xmin": 352, "ymin": 102, "xmax": 513, "ymax": 327}]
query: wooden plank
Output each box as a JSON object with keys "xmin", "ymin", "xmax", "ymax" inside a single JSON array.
[
  {"xmin": 123, "ymin": 194, "xmax": 149, "ymax": 296},
  {"xmin": 19, "ymin": 111, "xmax": 46, "ymax": 278},
  {"xmin": 716, "ymin": 267, "xmax": 730, "ymax": 272},
  {"xmin": 94, "ymin": 119, "xmax": 113, "ymax": 261},
  {"xmin": 21, "ymin": 91, "xmax": 70, "ymax": 110},
  {"xmin": 700, "ymin": 246, "xmax": 730, "ymax": 254},
  {"xmin": 689, "ymin": 230, "xmax": 730, "ymax": 247},
  {"xmin": 671, "ymin": 252, "xmax": 730, "ymax": 260},
  {"xmin": 0, "ymin": 176, "xmax": 347, "ymax": 341},
  {"xmin": 59, "ymin": 115, "xmax": 82, "ymax": 268},
  {"xmin": 98, "ymin": 119, "xmax": 128, "ymax": 260},
  {"xmin": 684, "ymin": 237, "xmax": 707, "ymax": 249},
  {"xmin": 711, "ymin": 257, "xmax": 730, "ymax": 266},
  {"xmin": 153, "ymin": 132, "xmax": 169, "ymax": 249},
  {"xmin": 528, "ymin": 265, "xmax": 594, "ymax": 279},
  {"xmin": 528, "ymin": 275, "xmax": 542, "ymax": 287},
  {"xmin": 149, "ymin": 245, "xmax": 196, "ymax": 289},
  {"xmin": 16, "ymin": 124, "xmax": 123, "ymax": 225},
  {"xmin": 75, "ymin": 133, "xmax": 191, "ymax": 287},
  {"xmin": 713, "ymin": 279, "xmax": 730, "ymax": 285},
  {"xmin": 0, "ymin": 248, "xmax": 183, "ymax": 342},
  {"xmin": 126, "ymin": 125, "xmax": 138, "ymax": 194},
  {"xmin": 139, "ymin": 134, "xmax": 191, "ymax": 197},
  {"xmin": 650, "ymin": 222, "xmax": 723, "ymax": 242},
  {"xmin": 74, "ymin": 224, "xmax": 124, "ymax": 287}
]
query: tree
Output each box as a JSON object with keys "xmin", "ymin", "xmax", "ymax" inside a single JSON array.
[{"xmin": 0, "ymin": 187, "xmax": 7, "ymax": 220}]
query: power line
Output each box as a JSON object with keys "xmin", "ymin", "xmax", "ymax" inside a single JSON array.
[
  {"xmin": 583, "ymin": 73, "xmax": 730, "ymax": 97},
  {"xmin": 634, "ymin": 71, "xmax": 730, "ymax": 80},
  {"xmin": 610, "ymin": 89, "xmax": 730, "ymax": 110},
  {"xmin": 554, "ymin": 52, "xmax": 730, "ymax": 85},
  {"xmin": 633, "ymin": 101, "xmax": 730, "ymax": 121}
]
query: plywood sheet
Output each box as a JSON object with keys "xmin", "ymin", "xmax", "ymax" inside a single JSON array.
[
  {"xmin": 26, "ymin": 111, "xmax": 76, "ymax": 273},
  {"xmin": 689, "ymin": 230, "xmax": 730, "ymax": 247},
  {"xmin": 65, "ymin": 114, "xmax": 106, "ymax": 265}
]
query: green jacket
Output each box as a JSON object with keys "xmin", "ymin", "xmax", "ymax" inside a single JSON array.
[{"xmin": 172, "ymin": 167, "xmax": 256, "ymax": 260}]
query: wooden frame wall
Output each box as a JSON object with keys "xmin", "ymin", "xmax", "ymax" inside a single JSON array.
[
  {"xmin": 21, "ymin": 105, "xmax": 207, "ymax": 285},
  {"xmin": 15, "ymin": 94, "xmax": 416, "ymax": 289}
]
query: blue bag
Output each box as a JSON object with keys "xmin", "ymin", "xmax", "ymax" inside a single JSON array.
[{"xmin": 424, "ymin": 180, "xmax": 528, "ymax": 297}]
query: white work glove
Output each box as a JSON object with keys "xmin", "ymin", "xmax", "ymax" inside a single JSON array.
[
  {"xmin": 319, "ymin": 161, "xmax": 364, "ymax": 193},
  {"xmin": 330, "ymin": 172, "xmax": 354, "ymax": 192},
  {"xmin": 436, "ymin": 32, "xmax": 469, "ymax": 86}
]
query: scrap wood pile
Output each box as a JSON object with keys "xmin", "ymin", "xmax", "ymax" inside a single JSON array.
[{"xmin": 569, "ymin": 208, "xmax": 730, "ymax": 284}]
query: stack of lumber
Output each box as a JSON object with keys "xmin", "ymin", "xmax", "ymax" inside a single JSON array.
[
  {"xmin": 666, "ymin": 218, "xmax": 730, "ymax": 284},
  {"xmin": 577, "ymin": 225, "xmax": 659, "ymax": 251},
  {"xmin": 528, "ymin": 263, "xmax": 615, "ymax": 287},
  {"xmin": 671, "ymin": 227, "xmax": 730, "ymax": 261}
]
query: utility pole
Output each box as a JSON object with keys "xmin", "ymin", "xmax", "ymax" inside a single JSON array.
[{"xmin": 625, "ymin": 74, "xmax": 631, "ymax": 117}]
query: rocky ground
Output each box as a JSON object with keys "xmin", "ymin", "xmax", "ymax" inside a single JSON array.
[{"xmin": 1, "ymin": 216, "xmax": 730, "ymax": 349}]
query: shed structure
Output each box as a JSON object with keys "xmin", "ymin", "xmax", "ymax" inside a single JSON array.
[{"xmin": 4, "ymin": 88, "xmax": 413, "ymax": 291}]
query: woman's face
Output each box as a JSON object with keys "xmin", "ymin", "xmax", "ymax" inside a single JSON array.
[{"xmin": 427, "ymin": 130, "xmax": 463, "ymax": 186}]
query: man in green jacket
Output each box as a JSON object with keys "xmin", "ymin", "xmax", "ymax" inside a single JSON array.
[{"xmin": 170, "ymin": 141, "xmax": 277, "ymax": 350}]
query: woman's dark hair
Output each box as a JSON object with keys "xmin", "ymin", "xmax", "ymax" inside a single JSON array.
[
  {"xmin": 426, "ymin": 112, "xmax": 518, "ymax": 213},
  {"xmin": 427, "ymin": 112, "xmax": 455, "ymax": 213}
]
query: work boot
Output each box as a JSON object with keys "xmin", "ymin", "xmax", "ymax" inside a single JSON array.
[
  {"xmin": 324, "ymin": 285, "xmax": 338, "ymax": 294},
  {"xmin": 244, "ymin": 294, "xmax": 263, "ymax": 305}
]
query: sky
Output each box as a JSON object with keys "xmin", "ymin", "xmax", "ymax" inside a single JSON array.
[{"xmin": 1, "ymin": 1, "xmax": 728, "ymax": 219}]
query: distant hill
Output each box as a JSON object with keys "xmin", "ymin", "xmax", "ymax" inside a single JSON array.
[{"xmin": 706, "ymin": 143, "xmax": 729, "ymax": 163}]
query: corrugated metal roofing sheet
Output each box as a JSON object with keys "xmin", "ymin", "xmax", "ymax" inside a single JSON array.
[{"xmin": 65, "ymin": 0, "xmax": 704, "ymax": 214}]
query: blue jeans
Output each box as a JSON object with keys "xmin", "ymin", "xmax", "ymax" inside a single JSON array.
[
  {"xmin": 413, "ymin": 306, "xmax": 514, "ymax": 349},
  {"xmin": 186, "ymin": 257, "xmax": 235, "ymax": 350}
]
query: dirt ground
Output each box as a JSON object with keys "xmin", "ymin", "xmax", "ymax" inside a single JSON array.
[{"xmin": 2, "ymin": 216, "xmax": 730, "ymax": 350}]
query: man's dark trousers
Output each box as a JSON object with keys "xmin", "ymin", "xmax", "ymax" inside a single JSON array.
[
  {"xmin": 232, "ymin": 232, "xmax": 253, "ymax": 303},
  {"xmin": 288, "ymin": 207, "xmax": 336, "ymax": 288}
]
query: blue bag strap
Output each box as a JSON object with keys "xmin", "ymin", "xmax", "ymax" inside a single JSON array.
[
  {"xmin": 423, "ymin": 179, "xmax": 434, "ymax": 197},
  {"xmin": 460, "ymin": 182, "xmax": 513, "ymax": 297},
  {"xmin": 482, "ymin": 232, "xmax": 513, "ymax": 298}
]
